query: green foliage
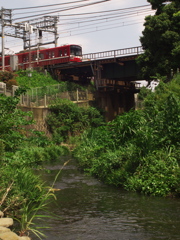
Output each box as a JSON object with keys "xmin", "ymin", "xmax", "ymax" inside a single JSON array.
[
  {"xmin": 0, "ymin": 70, "xmax": 16, "ymax": 82},
  {"xmin": 147, "ymin": 0, "xmax": 179, "ymax": 11},
  {"xmin": 137, "ymin": 1, "xmax": 180, "ymax": 80},
  {"xmin": 15, "ymin": 69, "xmax": 88, "ymax": 91},
  {"xmin": 57, "ymin": 81, "xmax": 87, "ymax": 91},
  {"xmin": 73, "ymin": 75, "xmax": 180, "ymax": 197},
  {"xmin": 0, "ymin": 140, "xmax": 5, "ymax": 162},
  {"xmin": 15, "ymin": 70, "xmax": 58, "ymax": 88},
  {"xmin": 0, "ymin": 84, "xmax": 70, "ymax": 238},
  {"xmin": 0, "ymin": 91, "xmax": 33, "ymax": 151},
  {"xmin": 0, "ymin": 164, "xmax": 45, "ymax": 213},
  {"xmin": 138, "ymin": 86, "xmax": 151, "ymax": 100},
  {"xmin": 46, "ymin": 98, "xmax": 105, "ymax": 143},
  {"xmin": 125, "ymin": 147, "xmax": 180, "ymax": 197}
]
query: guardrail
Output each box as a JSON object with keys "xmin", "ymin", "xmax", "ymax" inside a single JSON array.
[
  {"xmin": 82, "ymin": 46, "xmax": 144, "ymax": 61},
  {"xmin": 0, "ymin": 83, "xmax": 18, "ymax": 97},
  {"xmin": 0, "ymin": 83, "xmax": 91, "ymax": 107},
  {"xmin": 19, "ymin": 88, "xmax": 90, "ymax": 108}
]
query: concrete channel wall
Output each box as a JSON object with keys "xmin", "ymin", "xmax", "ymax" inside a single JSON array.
[{"xmin": 0, "ymin": 84, "xmax": 95, "ymax": 133}]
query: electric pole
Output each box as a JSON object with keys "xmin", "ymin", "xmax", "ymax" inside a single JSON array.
[
  {"xmin": 1, "ymin": 8, "xmax": 5, "ymax": 71},
  {"xmin": 0, "ymin": 7, "xmax": 12, "ymax": 71},
  {"xmin": 1, "ymin": 8, "xmax": 59, "ymax": 70}
]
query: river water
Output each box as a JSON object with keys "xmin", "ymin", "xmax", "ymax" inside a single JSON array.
[{"xmin": 36, "ymin": 157, "xmax": 180, "ymax": 240}]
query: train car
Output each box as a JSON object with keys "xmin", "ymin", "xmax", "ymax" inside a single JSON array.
[{"xmin": 0, "ymin": 44, "xmax": 82, "ymax": 71}]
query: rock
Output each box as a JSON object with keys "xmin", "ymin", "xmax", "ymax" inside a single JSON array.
[
  {"xmin": 0, "ymin": 218, "xmax": 13, "ymax": 227},
  {"xmin": 19, "ymin": 237, "xmax": 31, "ymax": 240},
  {"xmin": 0, "ymin": 212, "xmax": 4, "ymax": 218},
  {"xmin": 0, "ymin": 226, "xmax": 11, "ymax": 233},
  {"xmin": 0, "ymin": 231, "xmax": 19, "ymax": 240}
]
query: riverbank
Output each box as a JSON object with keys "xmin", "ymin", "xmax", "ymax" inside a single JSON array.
[{"xmin": 0, "ymin": 211, "xmax": 30, "ymax": 240}]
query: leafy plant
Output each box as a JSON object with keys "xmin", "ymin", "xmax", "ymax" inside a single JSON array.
[
  {"xmin": 73, "ymin": 74, "xmax": 180, "ymax": 197},
  {"xmin": 15, "ymin": 159, "xmax": 70, "ymax": 239},
  {"xmin": 46, "ymin": 98, "xmax": 104, "ymax": 143},
  {"xmin": 0, "ymin": 90, "xmax": 33, "ymax": 151}
]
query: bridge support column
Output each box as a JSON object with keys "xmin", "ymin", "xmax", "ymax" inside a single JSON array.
[{"xmin": 95, "ymin": 90, "xmax": 135, "ymax": 121}]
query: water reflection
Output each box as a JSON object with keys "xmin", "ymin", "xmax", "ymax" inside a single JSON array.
[{"xmin": 35, "ymin": 158, "xmax": 180, "ymax": 240}]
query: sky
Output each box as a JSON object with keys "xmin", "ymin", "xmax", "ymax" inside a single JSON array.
[{"xmin": 0, "ymin": 0, "xmax": 155, "ymax": 54}]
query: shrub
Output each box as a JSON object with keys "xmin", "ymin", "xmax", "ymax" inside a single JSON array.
[
  {"xmin": 6, "ymin": 79, "xmax": 18, "ymax": 90},
  {"xmin": 125, "ymin": 148, "xmax": 180, "ymax": 197},
  {"xmin": 46, "ymin": 99, "xmax": 104, "ymax": 143},
  {"xmin": 73, "ymin": 74, "xmax": 180, "ymax": 197}
]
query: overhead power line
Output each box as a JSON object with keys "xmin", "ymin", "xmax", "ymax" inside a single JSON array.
[
  {"xmin": 57, "ymin": 8, "xmax": 152, "ymax": 25},
  {"xmin": 1, "ymin": 2, "xmax": 155, "ymax": 54},
  {"xmin": 12, "ymin": 0, "xmax": 92, "ymax": 10},
  {"xmin": 13, "ymin": 0, "xmax": 111, "ymax": 21},
  {"xmin": 13, "ymin": 4, "xmax": 151, "ymax": 17},
  {"xmin": 59, "ymin": 10, "xmax": 153, "ymax": 30}
]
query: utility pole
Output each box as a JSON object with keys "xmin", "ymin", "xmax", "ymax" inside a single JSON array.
[
  {"xmin": 22, "ymin": 16, "xmax": 59, "ymax": 50},
  {"xmin": 54, "ymin": 17, "xmax": 58, "ymax": 47},
  {"xmin": 0, "ymin": 7, "xmax": 12, "ymax": 71},
  {"xmin": 1, "ymin": 8, "xmax": 5, "ymax": 71},
  {"xmin": 24, "ymin": 22, "xmax": 34, "ymax": 69},
  {"xmin": 1, "ymin": 9, "xmax": 59, "ymax": 70}
]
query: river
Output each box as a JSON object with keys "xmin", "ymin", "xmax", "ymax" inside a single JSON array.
[{"xmin": 35, "ymin": 157, "xmax": 180, "ymax": 240}]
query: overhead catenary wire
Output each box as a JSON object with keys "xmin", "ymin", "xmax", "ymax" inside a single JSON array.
[
  {"xmin": 12, "ymin": 0, "xmax": 93, "ymax": 10},
  {"xmin": 57, "ymin": 8, "xmax": 153, "ymax": 26},
  {"xmin": 4, "ymin": 8, "xmax": 152, "ymax": 45},
  {"xmin": 1, "ymin": 1, "xmax": 155, "ymax": 53},
  {"xmin": 2, "ymin": 14, "xmax": 153, "ymax": 50},
  {"xmin": 4, "ymin": 16, "xmax": 147, "ymax": 50},
  {"xmin": 59, "ymin": 21, "xmax": 145, "ymax": 38},
  {"xmin": 13, "ymin": 4, "xmax": 151, "ymax": 17},
  {"xmin": 12, "ymin": 0, "xmax": 111, "ymax": 21},
  {"xmin": 5, "ymin": 20, "xmax": 145, "ymax": 51}
]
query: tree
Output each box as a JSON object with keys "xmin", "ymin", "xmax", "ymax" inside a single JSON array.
[{"xmin": 137, "ymin": 0, "xmax": 180, "ymax": 80}]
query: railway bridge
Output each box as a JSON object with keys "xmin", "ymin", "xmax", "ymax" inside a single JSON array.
[{"xmin": 51, "ymin": 46, "xmax": 144, "ymax": 121}]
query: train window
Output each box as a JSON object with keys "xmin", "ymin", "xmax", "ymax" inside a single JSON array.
[
  {"xmin": 64, "ymin": 49, "xmax": 67, "ymax": 56},
  {"xmin": 70, "ymin": 45, "xmax": 82, "ymax": 56},
  {"xmin": 7, "ymin": 58, "xmax": 10, "ymax": 65},
  {"xmin": 39, "ymin": 53, "xmax": 44, "ymax": 59},
  {"xmin": 59, "ymin": 50, "xmax": 63, "ymax": 56},
  {"xmin": 32, "ymin": 54, "xmax": 36, "ymax": 61},
  {"xmin": 48, "ymin": 52, "xmax": 54, "ymax": 58}
]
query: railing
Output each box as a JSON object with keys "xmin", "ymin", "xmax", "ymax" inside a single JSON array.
[
  {"xmin": 82, "ymin": 46, "xmax": 144, "ymax": 61},
  {"xmin": 19, "ymin": 87, "xmax": 89, "ymax": 108},
  {"xmin": 0, "ymin": 83, "xmax": 18, "ymax": 97},
  {"xmin": 0, "ymin": 83, "xmax": 91, "ymax": 107}
]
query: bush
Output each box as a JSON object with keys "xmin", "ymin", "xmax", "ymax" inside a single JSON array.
[
  {"xmin": 0, "ymin": 70, "xmax": 16, "ymax": 82},
  {"xmin": 73, "ymin": 74, "xmax": 180, "ymax": 197},
  {"xmin": 125, "ymin": 148, "xmax": 180, "ymax": 197},
  {"xmin": 46, "ymin": 99, "xmax": 105, "ymax": 143},
  {"xmin": 15, "ymin": 70, "xmax": 58, "ymax": 88}
]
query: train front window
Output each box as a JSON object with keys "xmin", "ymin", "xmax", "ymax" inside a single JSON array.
[{"xmin": 70, "ymin": 45, "xmax": 82, "ymax": 56}]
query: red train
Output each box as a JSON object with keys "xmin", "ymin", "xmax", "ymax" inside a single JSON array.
[{"xmin": 0, "ymin": 44, "xmax": 82, "ymax": 71}]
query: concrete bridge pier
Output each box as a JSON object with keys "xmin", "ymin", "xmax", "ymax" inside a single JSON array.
[{"xmin": 95, "ymin": 90, "xmax": 135, "ymax": 121}]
